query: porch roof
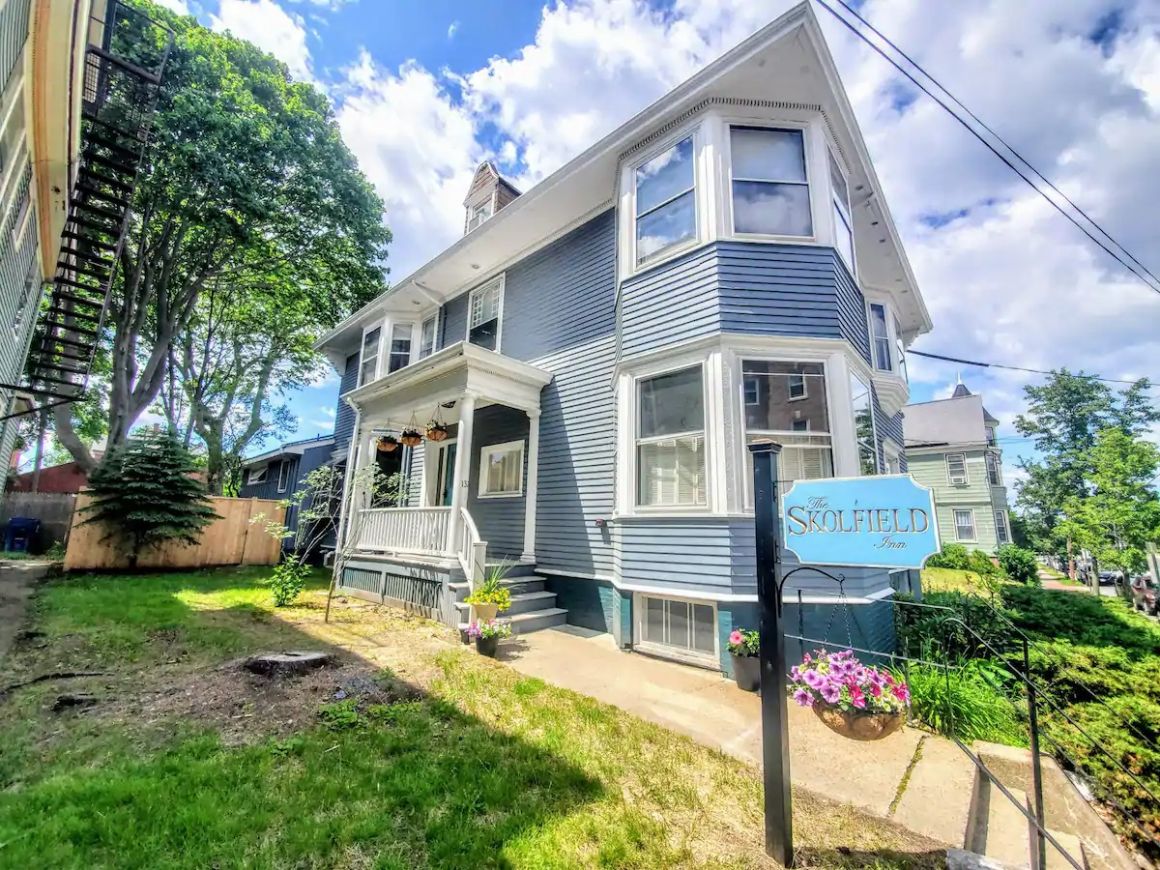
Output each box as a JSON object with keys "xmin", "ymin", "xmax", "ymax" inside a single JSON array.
[{"xmin": 342, "ymin": 341, "xmax": 553, "ymax": 424}]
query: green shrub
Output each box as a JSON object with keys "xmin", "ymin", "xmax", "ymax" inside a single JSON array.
[
  {"xmin": 926, "ymin": 544, "xmax": 970, "ymax": 570},
  {"xmin": 269, "ymin": 559, "xmax": 308, "ymax": 607},
  {"xmin": 906, "ymin": 661, "xmax": 1025, "ymax": 745},
  {"xmin": 968, "ymin": 549, "xmax": 1001, "ymax": 578},
  {"xmin": 997, "ymin": 545, "xmax": 1038, "ymax": 584}
]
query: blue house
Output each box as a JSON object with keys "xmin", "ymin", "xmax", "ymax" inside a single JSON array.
[
  {"xmin": 238, "ymin": 434, "xmax": 336, "ymax": 555},
  {"xmin": 315, "ymin": 3, "xmax": 932, "ymax": 673}
]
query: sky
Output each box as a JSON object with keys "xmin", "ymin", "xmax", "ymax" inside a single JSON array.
[{"xmin": 150, "ymin": 0, "xmax": 1160, "ymax": 492}]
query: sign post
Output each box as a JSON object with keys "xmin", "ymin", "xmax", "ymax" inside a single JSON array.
[{"xmin": 748, "ymin": 443, "xmax": 940, "ymax": 866}]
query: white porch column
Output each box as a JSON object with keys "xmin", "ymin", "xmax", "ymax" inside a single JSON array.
[
  {"xmin": 445, "ymin": 391, "xmax": 477, "ymax": 554},
  {"xmin": 521, "ymin": 409, "xmax": 541, "ymax": 563}
]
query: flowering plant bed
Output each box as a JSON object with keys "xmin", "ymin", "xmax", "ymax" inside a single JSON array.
[{"xmin": 790, "ymin": 649, "xmax": 909, "ymax": 741}]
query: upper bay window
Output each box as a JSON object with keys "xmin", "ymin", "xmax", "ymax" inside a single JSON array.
[
  {"xmin": 419, "ymin": 314, "xmax": 438, "ymax": 359},
  {"xmin": 637, "ymin": 365, "xmax": 706, "ymax": 508},
  {"xmin": 850, "ymin": 372, "xmax": 878, "ymax": 475},
  {"xmin": 729, "ymin": 126, "xmax": 812, "ymax": 237},
  {"xmin": 743, "ymin": 361, "xmax": 833, "ymax": 487},
  {"xmin": 468, "ymin": 276, "xmax": 503, "ymax": 351},
  {"xmin": 387, "ymin": 322, "xmax": 413, "ymax": 373},
  {"xmin": 634, "ymin": 136, "xmax": 696, "ymax": 265},
  {"xmin": 869, "ymin": 303, "xmax": 891, "ymax": 372},
  {"xmin": 358, "ymin": 325, "xmax": 380, "ymax": 386},
  {"xmin": 829, "ymin": 150, "xmax": 854, "ymax": 271}
]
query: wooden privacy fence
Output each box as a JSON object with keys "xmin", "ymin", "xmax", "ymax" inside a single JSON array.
[{"xmin": 64, "ymin": 494, "xmax": 286, "ymax": 571}]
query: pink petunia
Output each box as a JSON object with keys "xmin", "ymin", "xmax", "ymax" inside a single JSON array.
[{"xmin": 729, "ymin": 630, "xmax": 743, "ymax": 645}]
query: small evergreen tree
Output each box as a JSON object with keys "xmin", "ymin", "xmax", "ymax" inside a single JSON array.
[{"xmin": 82, "ymin": 430, "xmax": 218, "ymax": 568}]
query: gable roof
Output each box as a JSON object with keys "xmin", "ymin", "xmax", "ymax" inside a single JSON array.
[
  {"xmin": 241, "ymin": 435, "xmax": 335, "ymax": 468},
  {"xmin": 463, "ymin": 161, "xmax": 521, "ymax": 206},
  {"xmin": 318, "ymin": 2, "xmax": 930, "ymax": 362}
]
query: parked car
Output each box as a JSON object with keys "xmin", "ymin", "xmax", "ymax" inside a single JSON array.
[
  {"xmin": 1098, "ymin": 570, "xmax": 1123, "ymax": 586},
  {"xmin": 1129, "ymin": 575, "xmax": 1158, "ymax": 615}
]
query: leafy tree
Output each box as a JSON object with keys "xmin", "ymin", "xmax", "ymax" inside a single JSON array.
[
  {"xmin": 996, "ymin": 545, "xmax": 1039, "ymax": 584},
  {"xmin": 82, "ymin": 429, "xmax": 218, "ymax": 568},
  {"xmin": 1058, "ymin": 428, "xmax": 1160, "ymax": 574},
  {"xmin": 54, "ymin": 0, "xmax": 389, "ymax": 470}
]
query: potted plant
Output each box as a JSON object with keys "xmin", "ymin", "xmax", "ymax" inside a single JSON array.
[
  {"xmin": 399, "ymin": 428, "xmax": 423, "ymax": 447},
  {"xmin": 467, "ymin": 619, "xmax": 511, "ymax": 658},
  {"xmin": 376, "ymin": 435, "xmax": 399, "ymax": 453},
  {"xmin": 426, "ymin": 421, "xmax": 449, "ymax": 442},
  {"xmin": 463, "ymin": 565, "xmax": 512, "ymax": 623},
  {"xmin": 790, "ymin": 649, "xmax": 909, "ymax": 741},
  {"xmin": 727, "ymin": 628, "xmax": 760, "ymax": 692}
]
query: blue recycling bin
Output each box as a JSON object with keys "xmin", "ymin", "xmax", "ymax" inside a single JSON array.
[{"xmin": 3, "ymin": 518, "xmax": 40, "ymax": 553}]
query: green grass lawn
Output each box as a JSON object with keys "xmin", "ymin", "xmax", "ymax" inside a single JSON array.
[{"xmin": 0, "ymin": 567, "xmax": 944, "ymax": 869}]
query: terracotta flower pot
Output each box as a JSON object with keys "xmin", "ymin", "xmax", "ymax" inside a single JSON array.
[
  {"xmin": 475, "ymin": 635, "xmax": 499, "ymax": 658},
  {"xmin": 472, "ymin": 603, "xmax": 499, "ymax": 623},
  {"xmin": 376, "ymin": 436, "xmax": 399, "ymax": 453},
  {"xmin": 731, "ymin": 653, "xmax": 760, "ymax": 692},
  {"xmin": 812, "ymin": 705, "xmax": 905, "ymax": 741},
  {"xmin": 399, "ymin": 429, "xmax": 423, "ymax": 447},
  {"xmin": 426, "ymin": 425, "xmax": 449, "ymax": 442}
]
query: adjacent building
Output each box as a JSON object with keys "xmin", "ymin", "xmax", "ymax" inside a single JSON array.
[
  {"xmin": 238, "ymin": 434, "xmax": 335, "ymax": 556},
  {"xmin": 316, "ymin": 4, "xmax": 932, "ymax": 673},
  {"xmin": 903, "ymin": 381, "xmax": 1011, "ymax": 553}
]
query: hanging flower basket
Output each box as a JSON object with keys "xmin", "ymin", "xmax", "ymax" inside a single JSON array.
[
  {"xmin": 426, "ymin": 422, "xmax": 449, "ymax": 442},
  {"xmin": 790, "ymin": 649, "xmax": 909, "ymax": 742},
  {"xmin": 399, "ymin": 429, "xmax": 423, "ymax": 447},
  {"xmin": 376, "ymin": 435, "xmax": 399, "ymax": 453}
]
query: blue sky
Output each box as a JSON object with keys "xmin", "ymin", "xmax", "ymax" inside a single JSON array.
[{"xmin": 151, "ymin": 0, "xmax": 1160, "ymax": 483}]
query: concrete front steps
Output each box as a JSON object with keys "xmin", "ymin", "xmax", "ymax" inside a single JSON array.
[
  {"xmin": 450, "ymin": 563, "xmax": 568, "ymax": 635},
  {"xmin": 892, "ymin": 736, "xmax": 1134, "ymax": 870}
]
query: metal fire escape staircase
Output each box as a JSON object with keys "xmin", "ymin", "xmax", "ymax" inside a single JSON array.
[{"xmin": 0, "ymin": 2, "xmax": 173, "ymax": 421}]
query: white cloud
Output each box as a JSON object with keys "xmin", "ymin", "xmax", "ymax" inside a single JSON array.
[
  {"xmin": 447, "ymin": 20, "xmax": 459, "ymax": 40},
  {"xmin": 153, "ymin": 0, "xmax": 191, "ymax": 14},
  {"xmin": 210, "ymin": 0, "xmax": 313, "ymax": 82}
]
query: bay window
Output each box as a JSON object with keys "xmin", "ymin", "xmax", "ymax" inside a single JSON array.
[
  {"xmin": 637, "ymin": 365, "xmax": 706, "ymax": 507},
  {"xmin": 358, "ymin": 325, "xmax": 380, "ymax": 386},
  {"xmin": 742, "ymin": 361, "xmax": 833, "ymax": 488},
  {"xmin": 850, "ymin": 372, "xmax": 878, "ymax": 475},
  {"xmin": 893, "ymin": 312, "xmax": 908, "ymax": 380},
  {"xmin": 419, "ymin": 314, "xmax": 438, "ymax": 359},
  {"xmin": 468, "ymin": 276, "xmax": 502, "ymax": 351},
  {"xmin": 987, "ymin": 452, "xmax": 1002, "ymax": 486},
  {"xmin": 869, "ymin": 303, "xmax": 892, "ymax": 372},
  {"xmin": 829, "ymin": 150, "xmax": 854, "ymax": 270},
  {"xmin": 387, "ymin": 322, "xmax": 413, "ymax": 373},
  {"xmin": 634, "ymin": 136, "xmax": 696, "ymax": 265},
  {"xmin": 729, "ymin": 126, "xmax": 812, "ymax": 237}
]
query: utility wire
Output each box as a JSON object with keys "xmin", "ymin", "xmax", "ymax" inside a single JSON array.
[
  {"xmin": 813, "ymin": 0, "xmax": 1160, "ymax": 297},
  {"xmin": 906, "ymin": 348, "xmax": 1151, "ymax": 386}
]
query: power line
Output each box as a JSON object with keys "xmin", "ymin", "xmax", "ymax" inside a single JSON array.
[
  {"xmin": 906, "ymin": 348, "xmax": 1152, "ymax": 386},
  {"xmin": 813, "ymin": 0, "xmax": 1160, "ymax": 297}
]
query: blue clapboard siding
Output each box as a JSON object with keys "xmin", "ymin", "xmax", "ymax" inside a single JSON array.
[
  {"xmin": 615, "ymin": 518, "xmax": 737, "ymax": 594},
  {"xmin": 239, "ymin": 456, "xmax": 299, "ymax": 501},
  {"xmin": 333, "ymin": 353, "xmax": 359, "ymax": 454},
  {"xmin": 620, "ymin": 241, "xmax": 872, "ymax": 361},
  {"xmin": 466, "ymin": 404, "xmax": 530, "ymax": 559},
  {"xmin": 440, "ymin": 292, "xmax": 468, "ymax": 350},
  {"xmin": 871, "ymin": 386, "xmax": 907, "ymax": 472}
]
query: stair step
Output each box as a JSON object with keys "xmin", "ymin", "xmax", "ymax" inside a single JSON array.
[
  {"xmin": 455, "ymin": 590, "xmax": 558, "ymax": 616},
  {"xmin": 892, "ymin": 736, "xmax": 977, "ymax": 848},
  {"xmin": 976, "ymin": 786, "xmax": 1087, "ymax": 869},
  {"xmin": 458, "ymin": 607, "xmax": 568, "ymax": 635}
]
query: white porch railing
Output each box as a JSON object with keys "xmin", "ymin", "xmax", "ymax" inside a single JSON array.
[
  {"xmin": 457, "ymin": 506, "xmax": 488, "ymax": 590},
  {"xmin": 355, "ymin": 506, "xmax": 451, "ymax": 556}
]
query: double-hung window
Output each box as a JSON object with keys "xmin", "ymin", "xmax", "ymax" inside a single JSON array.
[
  {"xmin": 478, "ymin": 440, "xmax": 524, "ymax": 498},
  {"xmin": 637, "ymin": 365, "xmax": 706, "ymax": 508},
  {"xmin": 467, "ymin": 276, "xmax": 502, "ymax": 351},
  {"xmin": 829, "ymin": 150, "xmax": 854, "ymax": 270},
  {"xmin": 358, "ymin": 325, "xmax": 381, "ymax": 386},
  {"xmin": 850, "ymin": 372, "xmax": 878, "ymax": 475},
  {"xmin": 468, "ymin": 200, "xmax": 492, "ymax": 231},
  {"xmin": 634, "ymin": 136, "xmax": 696, "ymax": 265},
  {"xmin": 742, "ymin": 361, "xmax": 833, "ymax": 491},
  {"xmin": 954, "ymin": 509, "xmax": 976, "ymax": 542},
  {"xmin": 868, "ymin": 303, "xmax": 892, "ymax": 373},
  {"xmin": 419, "ymin": 314, "xmax": 438, "ymax": 359},
  {"xmin": 947, "ymin": 453, "xmax": 968, "ymax": 485},
  {"xmin": 730, "ymin": 126, "xmax": 812, "ymax": 237},
  {"xmin": 995, "ymin": 509, "xmax": 1010, "ymax": 545},
  {"xmin": 892, "ymin": 312, "xmax": 908, "ymax": 381},
  {"xmin": 387, "ymin": 323, "xmax": 413, "ymax": 373},
  {"xmin": 986, "ymin": 452, "xmax": 1002, "ymax": 486}
]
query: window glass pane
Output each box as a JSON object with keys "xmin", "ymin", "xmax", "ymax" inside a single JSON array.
[
  {"xmin": 995, "ymin": 511, "xmax": 1009, "ymax": 544},
  {"xmin": 362, "ymin": 326, "xmax": 380, "ymax": 354},
  {"xmin": 850, "ymin": 373, "xmax": 877, "ymax": 475},
  {"xmin": 639, "ymin": 366, "xmax": 703, "ymax": 438},
  {"xmin": 669, "ymin": 600, "xmax": 690, "ymax": 648},
  {"xmin": 692, "ymin": 604, "xmax": 715, "ymax": 653},
  {"xmin": 636, "ymin": 190, "xmax": 695, "ymax": 263},
  {"xmin": 420, "ymin": 316, "xmax": 437, "ymax": 358},
  {"xmin": 834, "ymin": 202, "xmax": 854, "ymax": 270},
  {"xmin": 731, "ymin": 127, "xmax": 806, "ymax": 182},
  {"xmin": 732, "ymin": 181, "xmax": 812, "ymax": 236},
  {"xmin": 470, "ymin": 281, "xmax": 500, "ymax": 327},
  {"xmin": 636, "ymin": 137, "xmax": 694, "ymax": 215},
  {"xmin": 483, "ymin": 445, "xmax": 522, "ymax": 495},
  {"xmin": 955, "ymin": 510, "xmax": 975, "ymax": 540},
  {"xmin": 948, "ymin": 453, "xmax": 967, "ymax": 483},
  {"xmin": 869, "ymin": 304, "xmax": 891, "ymax": 371},
  {"xmin": 893, "ymin": 314, "xmax": 908, "ymax": 381},
  {"xmin": 828, "ymin": 151, "xmax": 850, "ymax": 208},
  {"xmin": 637, "ymin": 435, "xmax": 705, "ymax": 507},
  {"xmin": 388, "ymin": 323, "xmax": 412, "ymax": 373},
  {"xmin": 742, "ymin": 362, "xmax": 828, "ymax": 433},
  {"xmin": 645, "ymin": 597, "xmax": 664, "ymax": 643}
]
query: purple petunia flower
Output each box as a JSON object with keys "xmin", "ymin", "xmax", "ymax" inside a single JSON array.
[{"xmin": 792, "ymin": 688, "xmax": 814, "ymax": 707}]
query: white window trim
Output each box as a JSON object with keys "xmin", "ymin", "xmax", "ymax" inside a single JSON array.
[
  {"xmin": 386, "ymin": 320, "xmax": 416, "ymax": 373},
  {"xmin": 954, "ymin": 508, "xmax": 977, "ymax": 543},
  {"xmin": 867, "ymin": 300, "xmax": 893, "ymax": 373},
  {"xmin": 883, "ymin": 439, "xmax": 903, "ymax": 475},
  {"xmin": 995, "ymin": 508, "xmax": 1010, "ymax": 545},
  {"xmin": 632, "ymin": 361, "xmax": 709, "ymax": 513},
  {"xmin": 466, "ymin": 274, "xmax": 505, "ymax": 353},
  {"xmin": 987, "ymin": 452, "xmax": 1003, "ymax": 486},
  {"xmin": 276, "ymin": 460, "xmax": 290, "ymax": 494},
  {"xmin": 946, "ymin": 452, "xmax": 969, "ymax": 486},
  {"xmin": 724, "ymin": 119, "xmax": 817, "ymax": 244},
  {"xmin": 626, "ymin": 125, "xmax": 704, "ymax": 274},
  {"xmin": 419, "ymin": 312, "xmax": 440, "ymax": 359},
  {"xmin": 477, "ymin": 438, "xmax": 525, "ymax": 499},
  {"xmin": 357, "ymin": 322, "xmax": 383, "ymax": 387},
  {"xmin": 633, "ymin": 591, "xmax": 719, "ymax": 667},
  {"xmin": 829, "ymin": 147, "xmax": 856, "ymax": 274},
  {"xmin": 247, "ymin": 465, "xmax": 268, "ymax": 485}
]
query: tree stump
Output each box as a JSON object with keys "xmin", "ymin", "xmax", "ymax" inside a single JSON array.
[{"xmin": 243, "ymin": 651, "xmax": 333, "ymax": 677}]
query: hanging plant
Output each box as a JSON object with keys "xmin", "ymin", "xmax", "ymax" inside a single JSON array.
[
  {"xmin": 376, "ymin": 435, "xmax": 399, "ymax": 453},
  {"xmin": 426, "ymin": 404, "xmax": 449, "ymax": 442},
  {"xmin": 400, "ymin": 411, "xmax": 424, "ymax": 447},
  {"xmin": 790, "ymin": 649, "xmax": 909, "ymax": 741}
]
